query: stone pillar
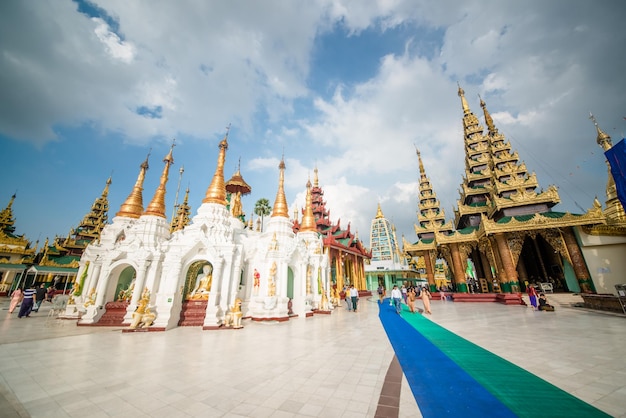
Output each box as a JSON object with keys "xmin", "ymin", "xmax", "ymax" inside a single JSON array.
[
  {"xmin": 562, "ymin": 227, "xmax": 595, "ymax": 293},
  {"xmin": 92, "ymin": 263, "xmax": 107, "ymax": 306},
  {"xmin": 494, "ymin": 233, "xmax": 520, "ymax": 293},
  {"xmin": 450, "ymin": 243, "xmax": 468, "ymax": 293},
  {"xmin": 204, "ymin": 258, "xmax": 225, "ymax": 328}
]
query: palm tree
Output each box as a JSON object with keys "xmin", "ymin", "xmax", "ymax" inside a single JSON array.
[{"xmin": 254, "ymin": 198, "xmax": 272, "ymax": 232}]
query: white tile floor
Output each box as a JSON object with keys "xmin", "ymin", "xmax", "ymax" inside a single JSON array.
[{"xmin": 1, "ymin": 293, "xmax": 625, "ymax": 418}]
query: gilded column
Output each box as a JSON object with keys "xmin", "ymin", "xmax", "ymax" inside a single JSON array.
[
  {"xmin": 422, "ymin": 251, "xmax": 436, "ymax": 291},
  {"xmin": 494, "ymin": 233, "xmax": 520, "ymax": 292},
  {"xmin": 450, "ymin": 244, "xmax": 468, "ymax": 293},
  {"xmin": 562, "ymin": 227, "xmax": 595, "ymax": 293}
]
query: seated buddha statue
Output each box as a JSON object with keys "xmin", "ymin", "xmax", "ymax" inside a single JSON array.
[{"xmin": 189, "ymin": 264, "xmax": 213, "ymax": 300}]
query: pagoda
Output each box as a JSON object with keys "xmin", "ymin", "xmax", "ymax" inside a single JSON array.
[
  {"xmin": 292, "ymin": 167, "xmax": 370, "ymax": 293},
  {"xmin": 28, "ymin": 177, "xmax": 113, "ymax": 291},
  {"xmin": 364, "ymin": 203, "xmax": 420, "ymax": 291},
  {"xmin": 405, "ymin": 87, "xmax": 605, "ymax": 298},
  {"xmin": 0, "ymin": 194, "xmax": 36, "ymax": 295},
  {"xmin": 170, "ymin": 188, "xmax": 192, "ymax": 232}
]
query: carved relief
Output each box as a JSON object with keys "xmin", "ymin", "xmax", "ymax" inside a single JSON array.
[{"xmin": 506, "ymin": 231, "xmax": 525, "ymax": 267}]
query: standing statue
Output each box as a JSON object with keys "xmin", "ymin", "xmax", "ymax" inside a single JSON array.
[{"xmin": 189, "ymin": 264, "xmax": 213, "ymax": 300}]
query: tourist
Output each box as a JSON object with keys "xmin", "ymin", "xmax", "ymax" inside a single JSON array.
[
  {"xmin": 401, "ymin": 284, "xmax": 407, "ymax": 304},
  {"xmin": 33, "ymin": 283, "xmax": 46, "ymax": 312},
  {"xmin": 17, "ymin": 284, "xmax": 36, "ymax": 318},
  {"xmin": 391, "ymin": 285, "xmax": 402, "ymax": 314},
  {"xmin": 421, "ymin": 285, "xmax": 432, "ymax": 315},
  {"xmin": 527, "ymin": 284, "xmax": 538, "ymax": 310},
  {"xmin": 407, "ymin": 286, "xmax": 417, "ymax": 313},
  {"xmin": 343, "ymin": 286, "xmax": 351, "ymax": 311},
  {"xmin": 377, "ymin": 284, "xmax": 385, "ymax": 304},
  {"xmin": 9, "ymin": 287, "xmax": 23, "ymax": 314},
  {"xmin": 538, "ymin": 293, "xmax": 555, "ymax": 311},
  {"xmin": 349, "ymin": 285, "xmax": 359, "ymax": 312},
  {"xmin": 46, "ymin": 285, "xmax": 55, "ymax": 302}
]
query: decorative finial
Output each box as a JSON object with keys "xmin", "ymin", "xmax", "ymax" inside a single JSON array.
[
  {"xmin": 457, "ymin": 82, "xmax": 470, "ymax": 114},
  {"xmin": 590, "ymin": 113, "xmax": 612, "ymax": 151}
]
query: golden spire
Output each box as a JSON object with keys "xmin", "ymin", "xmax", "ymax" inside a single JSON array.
[
  {"xmin": 375, "ymin": 203, "xmax": 384, "ymax": 219},
  {"xmin": 458, "ymin": 83, "xmax": 471, "ymax": 115},
  {"xmin": 314, "ymin": 166, "xmax": 319, "ymax": 187},
  {"xmin": 271, "ymin": 156, "xmax": 289, "ymax": 217},
  {"xmin": 102, "ymin": 177, "xmax": 111, "ymax": 197},
  {"xmin": 171, "ymin": 188, "xmax": 192, "ymax": 232},
  {"xmin": 480, "ymin": 96, "xmax": 498, "ymax": 135},
  {"xmin": 116, "ymin": 153, "xmax": 150, "ymax": 218},
  {"xmin": 416, "ymin": 147, "xmax": 425, "ymax": 175},
  {"xmin": 299, "ymin": 179, "xmax": 317, "ymax": 232},
  {"xmin": 144, "ymin": 144, "xmax": 175, "ymax": 218},
  {"xmin": 590, "ymin": 113, "xmax": 613, "ymax": 151},
  {"xmin": 203, "ymin": 130, "xmax": 229, "ymax": 205}
]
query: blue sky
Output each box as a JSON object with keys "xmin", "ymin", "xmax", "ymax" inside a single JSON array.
[{"xmin": 1, "ymin": 0, "xmax": 625, "ymax": 248}]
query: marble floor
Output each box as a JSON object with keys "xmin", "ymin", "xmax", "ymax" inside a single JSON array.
[{"xmin": 0, "ymin": 293, "xmax": 625, "ymax": 418}]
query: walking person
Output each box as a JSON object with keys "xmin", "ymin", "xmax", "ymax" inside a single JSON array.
[
  {"xmin": 349, "ymin": 285, "xmax": 359, "ymax": 312},
  {"xmin": 407, "ymin": 286, "xmax": 417, "ymax": 313},
  {"xmin": 527, "ymin": 284, "xmax": 538, "ymax": 310},
  {"xmin": 33, "ymin": 283, "xmax": 46, "ymax": 312},
  {"xmin": 343, "ymin": 286, "xmax": 352, "ymax": 311},
  {"xmin": 401, "ymin": 284, "xmax": 408, "ymax": 304},
  {"xmin": 17, "ymin": 284, "xmax": 36, "ymax": 318},
  {"xmin": 9, "ymin": 287, "xmax": 23, "ymax": 314},
  {"xmin": 377, "ymin": 284, "xmax": 385, "ymax": 304},
  {"xmin": 421, "ymin": 285, "xmax": 432, "ymax": 315},
  {"xmin": 391, "ymin": 285, "xmax": 402, "ymax": 314}
]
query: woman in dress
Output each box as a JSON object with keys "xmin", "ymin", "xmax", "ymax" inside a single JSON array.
[
  {"xmin": 421, "ymin": 286, "xmax": 432, "ymax": 315},
  {"xmin": 407, "ymin": 286, "xmax": 416, "ymax": 313},
  {"xmin": 9, "ymin": 287, "xmax": 23, "ymax": 314},
  {"xmin": 527, "ymin": 284, "xmax": 538, "ymax": 310}
]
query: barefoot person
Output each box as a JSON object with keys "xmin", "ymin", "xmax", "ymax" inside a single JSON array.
[{"xmin": 421, "ymin": 285, "xmax": 432, "ymax": 315}]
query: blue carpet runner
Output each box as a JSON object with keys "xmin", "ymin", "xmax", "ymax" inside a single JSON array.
[{"xmin": 378, "ymin": 300, "xmax": 611, "ymax": 418}]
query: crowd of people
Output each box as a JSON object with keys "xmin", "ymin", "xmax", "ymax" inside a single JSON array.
[{"xmin": 8, "ymin": 283, "xmax": 59, "ymax": 318}]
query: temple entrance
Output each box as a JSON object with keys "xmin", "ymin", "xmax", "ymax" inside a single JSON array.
[
  {"xmin": 516, "ymin": 234, "xmax": 567, "ymax": 292},
  {"xmin": 114, "ymin": 266, "xmax": 136, "ymax": 301}
]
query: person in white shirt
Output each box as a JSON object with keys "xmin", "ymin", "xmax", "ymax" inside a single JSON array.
[
  {"xmin": 391, "ymin": 285, "xmax": 403, "ymax": 314},
  {"xmin": 349, "ymin": 285, "xmax": 359, "ymax": 312}
]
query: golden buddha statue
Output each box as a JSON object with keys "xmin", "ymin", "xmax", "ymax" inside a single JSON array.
[{"xmin": 189, "ymin": 264, "xmax": 213, "ymax": 300}]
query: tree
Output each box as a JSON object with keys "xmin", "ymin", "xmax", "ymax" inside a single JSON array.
[{"xmin": 254, "ymin": 198, "xmax": 272, "ymax": 232}]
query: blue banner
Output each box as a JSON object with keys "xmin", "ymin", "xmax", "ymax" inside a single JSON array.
[{"xmin": 605, "ymin": 138, "xmax": 626, "ymax": 209}]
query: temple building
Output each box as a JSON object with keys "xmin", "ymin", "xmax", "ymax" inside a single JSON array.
[
  {"xmin": 364, "ymin": 203, "xmax": 421, "ymax": 291},
  {"xmin": 404, "ymin": 87, "xmax": 606, "ymax": 299},
  {"xmin": 72, "ymin": 132, "xmax": 332, "ymax": 330},
  {"xmin": 292, "ymin": 168, "xmax": 370, "ymax": 295},
  {"xmin": 0, "ymin": 194, "xmax": 36, "ymax": 295},
  {"xmin": 22, "ymin": 177, "xmax": 113, "ymax": 292}
]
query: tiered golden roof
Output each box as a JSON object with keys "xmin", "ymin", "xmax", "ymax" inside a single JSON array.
[
  {"xmin": 454, "ymin": 87, "xmax": 560, "ymax": 228},
  {"xmin": 414, "ymin": 148, "xmax": 453, "ymax": 237},
  {"xmin": 171, "ymin": 188, "xmax": 192, "ymax": 232}
]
